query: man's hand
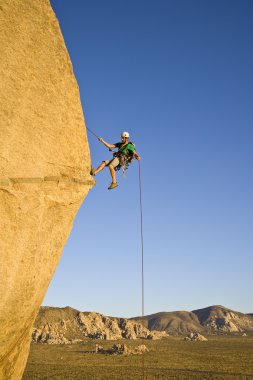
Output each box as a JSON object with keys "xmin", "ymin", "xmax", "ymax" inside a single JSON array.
[
  {"xmin": 134, "ymin": 152, "xmax": 141, "ymax": 160},
  {"xmin": 98, "ymin": 138, "xmax": 115, "ymax": 150}
]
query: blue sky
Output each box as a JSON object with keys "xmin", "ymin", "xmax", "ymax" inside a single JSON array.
[{"xmin": 43, "ymin": 0, "xmax": 253, "ymax": 317}]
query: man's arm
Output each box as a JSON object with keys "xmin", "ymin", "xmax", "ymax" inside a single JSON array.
[
  {"xmin": 98, "ymin": 138, "xmax": 116, "ymax": 150},
  {"xmin": 133, "ymin": 150, "xmax": 141, "ymax": 160}
]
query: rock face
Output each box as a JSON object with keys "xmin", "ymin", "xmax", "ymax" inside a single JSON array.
[
  {"xmin": 0, "ymin": 1, "xmax": 94, "ymax": 379},
  {"xmin": 32, "ymin": 307, "xmax": 167, "ymax": 343}
]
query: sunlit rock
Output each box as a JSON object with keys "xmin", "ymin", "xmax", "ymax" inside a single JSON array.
[{"xmin": 0, "ymin": 1, "xmax": 94, "ymax": 379}]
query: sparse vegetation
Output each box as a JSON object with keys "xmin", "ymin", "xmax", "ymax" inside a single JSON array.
[{"xmin": 23, "ymin": 336, "xmax": 253, "ymax": 380}]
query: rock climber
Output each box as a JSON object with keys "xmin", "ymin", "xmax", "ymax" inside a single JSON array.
[{"xmin": 90, "ymin": 131, "xmax": 141, "ymax": 190}]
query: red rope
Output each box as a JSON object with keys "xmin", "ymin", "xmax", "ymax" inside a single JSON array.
[
  {"xmin": 86, "ymin": 126, "xmax": 100, "ymax": 139},
  {"xmin": 138, "ymin": 161, "xmax": 145, "ymax": 380}
]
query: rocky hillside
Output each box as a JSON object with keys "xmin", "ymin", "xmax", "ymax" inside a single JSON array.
[
  {"xmin": 132, "ymin": 306, "xmax": 253, "ymax": 335},
  {"xmin": 132, "ymin": 311, "xmax": 204, "ymax": 335},
  {"xmin": 32, "ymin": 307, "xmax": 167, "ymax": 344},
  {"xmin": 34, "ymin": 305, "xmax": 253, "ymax": 343},
  {"xmin": 192, "ymin": 306, "xmax": 253, "ymax": 333}
]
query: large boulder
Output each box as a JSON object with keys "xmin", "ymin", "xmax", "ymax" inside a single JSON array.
[
  {"xmin": 0, "ymin": 1, "xmax": 94, "ymax": 379},
  {"xmin": 184, "ymin": 332, "xmax": 208, "ymax": 341}
]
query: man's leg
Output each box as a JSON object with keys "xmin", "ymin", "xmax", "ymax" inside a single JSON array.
[
  {"xmin": 94, "ymin": 162, "xmax": 106, "ymax": 175},
  {"xmin": 108, "ymin": 164, "xmax": 117, "ymax": 184}
]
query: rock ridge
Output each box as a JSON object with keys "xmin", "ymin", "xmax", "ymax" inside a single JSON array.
[
  {"xmin": 132, "ymin": 305, "xmax": 253, "ymax": 335},
  {"xmin": 32, "ymin": 307, "xmax": 167, "ymax": 344}
]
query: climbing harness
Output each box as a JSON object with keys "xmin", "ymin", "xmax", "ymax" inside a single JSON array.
[
  {"xmin": 114, "ymin": 151, "xmax": 130, "ymax": 172},
  {"xmin": 113, "ymin": 143, "xmax": 135, "ymax": 174}
]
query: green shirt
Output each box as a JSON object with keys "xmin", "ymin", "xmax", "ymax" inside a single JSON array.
[{"xmin": 114, "ymin": 142, "xmax": 135, "ymax": 156}]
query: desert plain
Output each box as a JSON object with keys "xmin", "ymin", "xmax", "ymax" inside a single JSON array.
[{"xmin": 23, "ymin": 335, "xmax": 253, "ymax": 380}]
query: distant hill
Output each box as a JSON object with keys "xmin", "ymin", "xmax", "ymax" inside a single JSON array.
[
  {"xmin": 131, "ymin": 305, "xmax": 253, "ymax": 335},
  {"xmin": 33, "ymin": 305, "xmax": 253, "ymax": 344},
  {"xmin": 192, "ymin": 305, "xmax": 253, "ymax": 333},
  {"xmin": 32, "ymin": 307, "xmax": 166, "ymax": 344},
  {"xmin": 131, "ymin": 311, "xmax": 203, "ymax": 335}
]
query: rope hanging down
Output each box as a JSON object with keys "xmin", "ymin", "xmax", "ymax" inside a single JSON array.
[
  {"xmin": 87, "ymin": 126, "xmax": 145, "ymax": 378},
  {"xmin": 138, "ymin": 161, "xmax": 145, "ymax": 380}
]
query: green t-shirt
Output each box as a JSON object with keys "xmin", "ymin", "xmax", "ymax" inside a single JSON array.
[{"xmin": 114, "ymin": 142, "xmax": 135, "ymax": 156}]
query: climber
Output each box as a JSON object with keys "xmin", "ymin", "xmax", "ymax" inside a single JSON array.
[{"xmin": 90, "ymin": 131, "xmax": 141, "ymax": 190}]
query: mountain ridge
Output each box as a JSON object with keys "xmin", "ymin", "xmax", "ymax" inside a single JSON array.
[
  {"xmin": 131, "ymin": 305, "xmax": 253, "ymax": 335},
  {"xmin": 32, "ymin": 306, "xmax": 166, "ymax": 344},
  {"xmin": 34, "ymin": 305, "xmax": 253, "ymax": 343}
]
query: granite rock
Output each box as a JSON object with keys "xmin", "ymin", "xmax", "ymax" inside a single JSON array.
[{"xmin": 0, "ymin": 1, "xmax": 94, "ymax": 379}]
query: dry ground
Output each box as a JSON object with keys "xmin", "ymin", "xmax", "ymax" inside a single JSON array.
[{"xmin": 22, "ymin": 336, "xmax": 253, "ymax": 380}]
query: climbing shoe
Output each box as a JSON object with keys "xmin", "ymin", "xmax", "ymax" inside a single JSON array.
[
  {"xmin": 90, "ymin": 167, "xmax": 95, "ymax": 176},
  {"xmin": 108, "ymin": 182, "xmax": 118, "ymax": 190}
]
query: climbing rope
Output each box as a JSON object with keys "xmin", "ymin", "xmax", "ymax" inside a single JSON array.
[
  {"xmin": 86, "ymin": 126, "xmax": 115, "ymax": 152},
  {"xmin": 87, "ymin": 126, "xmax": 145, "ymax": 378},
  {"xmin": 86, "ymin": 126, "xmax": 100, "ymax": 140},
  {"xmin": 138, "ymin": 160, "xmax": 145, "ymax": 380}
]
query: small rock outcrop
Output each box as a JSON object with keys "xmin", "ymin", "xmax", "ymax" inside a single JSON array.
[
  {"xmin": 95, "ymin": 344, "xmax": 149, "ymax": 355},
  {"xmin": 0, "ymin": 1, "xmax": 94, "ymax": 379},
  {"xmin": 184, "ymin": 332, "xmax": 208, "ymax": 341}
]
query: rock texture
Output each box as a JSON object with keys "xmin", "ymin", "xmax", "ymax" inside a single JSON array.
[
  {"xmin": 132, "ymin": 305, "xmax": 253, "ymax": 335},
  {"xmin": 0, "ymin": 1, "xmax": 94, "ymax": 379},
  {"xmin": 32, "ymin": 307, "xmax": 167, "ymax": 343}
]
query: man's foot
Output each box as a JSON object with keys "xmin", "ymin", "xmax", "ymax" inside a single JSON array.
[
  {"xmin": 90, "ymin": 167, "xmax": 95, "ymax": 176},
  {"xmin": 108, "ymin": 182, "xmax": 118, "ymax": 190}
]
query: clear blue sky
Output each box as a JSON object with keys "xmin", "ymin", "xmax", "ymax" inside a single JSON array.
[{"xmin": 43, "ymin": 0, "xmax": 253, "ymax": 317}]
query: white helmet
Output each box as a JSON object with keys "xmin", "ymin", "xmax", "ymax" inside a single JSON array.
[{"xmin": 121, "ymin": 131, "xmax": 130, "ymax": 138}]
